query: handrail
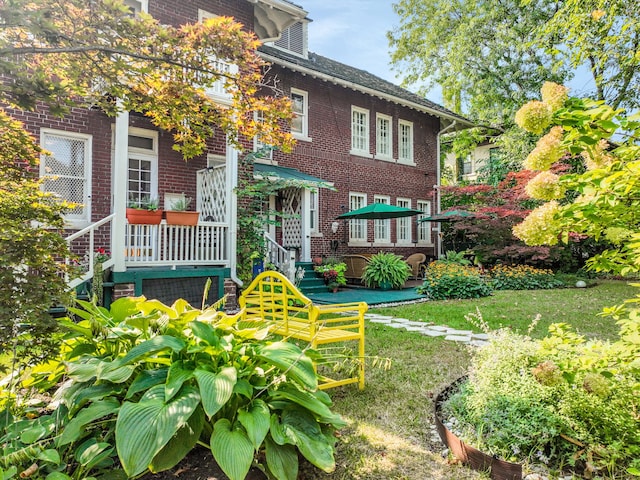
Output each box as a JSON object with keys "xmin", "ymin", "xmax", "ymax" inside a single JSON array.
[
  {"xmin": 66, "ymin": 214, "xmax": 115, "ymax": 289},
  {"xmin": 264, "ymin": 232, "xmax": 296, "ymax": 281}
]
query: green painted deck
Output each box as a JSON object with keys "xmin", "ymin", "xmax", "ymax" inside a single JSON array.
[{"xmin": 307, "ymin": 285, "xmax": 425, "ymax": 305}]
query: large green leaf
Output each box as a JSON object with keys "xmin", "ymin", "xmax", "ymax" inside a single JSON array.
[
  {"xmin": 281, "ymin": 407, "xmax": 335, "ymax": 472},
  {"xmin": 115, "ymin": 335, "xmax": 185, "ymax": 366},
  {"xmin": 269, "ymin": 414, "xmax": 292, "ymax": 446},
  {"xmin": 210, "ymin": 419, "xmax": 254, "ymax": 480},
  {"xmin": 190, "ymin": 320, "xmax": 220, "ymax": 347},
  {"xmin": 108, "ymin": 297, "xmax": 145, "ymax": 323},
  {"xmin": 115, "ymin": 385, "xmax": 200, "ymax": 477},
  {"xmin": 165, "ymin": 361, "xmax": 193, "ymax": 402},
  {"xmin": 149, "ymin": 406, "xmax": 205, "ymax": 473},
  {"xmin": 193, "ymin": 367, "xmax": 237, "ymax": 418},
  {"xmin": 237, "ymin": 399, "xmax": 270, "ymax": 451},
  {"xmin": 265, "ymin": 435, "xmax": 298, "ymax": 480},
  {"xmin": 269, "ymin": 386, "xmax": 346, "ymax": 427},
  {"xmin": 257, "ymin": 342, "xmax": 317, "ymax": 390},
  {"xmin": 65, "ymin": 357, "xmax": 135, "ymax": 384},
  {"xmin": 58, "ymin": 399, "xmax": 120, "ymax": 446},
  {"xmin": 74, "ymin": 437, "xmax": 114, "ymax": 470},
  {"xmin": 126, "ymin": 368, "xmax": 168, "ymax": 399},
  {"xmin": 67, "ymin": 383, "xmax": 123, "ymax": 413}
]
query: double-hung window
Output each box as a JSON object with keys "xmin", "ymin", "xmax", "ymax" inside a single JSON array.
[
  {"xmin": 417, "ymin": 200, "xmax": 432, "ymax": 244},
  {"xmin": 398, "ymin": 120, "xmax": 414, "ymax": 164},
  {"xmin": 291, "ymin": 89, "xmax": 310, "ymax": 140},
  {"xmin": 198, "ymin": 10, "xmax": 238, "ymax": 105},
  {"xmin": 396, "ymin": 198, "xmax": 412, "ymax": 244},
  {"xmin": 127, "ymin": 128, "xmax": 158, "ymax": 206},
  {"xmin": 40, "ymin": 129, "xmax": 92, "ymax": 226},
  {"xmin": 254, "ymin": 110, "xmax": 273, "ymax": 160},
  {"xmin": 376, "ymin": 113, "xmax": 393, "ymax": 161},
  {"xmin": 123, "ymin": 0, "xmax": 148, "ymax": 15},
  {"xmin": 373, "ymin": 195, "xmax": 390, "ymax": 244},
  {"xmin": 348, "ymin": 193, "xmax": 367, "ymax": 243},
  {"xmin": 350, "ymin": 106, "xmax": 369, "ymax": 156}
]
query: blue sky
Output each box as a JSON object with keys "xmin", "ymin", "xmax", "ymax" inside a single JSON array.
[{"xmin": 300, "ymin": 0, "xmax": 595, "ymax": 107}]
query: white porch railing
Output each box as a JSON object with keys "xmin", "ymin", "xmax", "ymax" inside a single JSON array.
[
  {"xmin": 125, "ymin": 222, "xmax": 229, "ymax": 267},
  {"xmin": 264, "ymin": 232, "xmax": 296, "ymax": 281},
  {"xmin": 65, "ymin": 214, "xmax": 116, "ymax": 289}
]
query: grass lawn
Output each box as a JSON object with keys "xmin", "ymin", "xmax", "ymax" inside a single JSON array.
[
  {"xmin": 300, "ymin": 280, "xmax": 637, "ymax": 479},
  {"xmin": 370, "ymin": 279, "xmax": 638, "ymax": 340}
]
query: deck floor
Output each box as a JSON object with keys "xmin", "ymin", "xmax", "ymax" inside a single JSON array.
[{"xmin": 307, "ymin": 280, "xmax": 425, "ymax": 306}]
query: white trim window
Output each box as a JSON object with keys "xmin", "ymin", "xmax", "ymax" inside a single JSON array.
[
  {"xmin": 350, "ymin": 106, "xmax": 369, "ymax": 156},
  {"xmin": 124, "ymin": 0, "xmax": 148, "ymax": 15},
  {"xmin": 41, "ymin": 129, "xmax": 92, "ymax": 226},
  {"xmin": 373, "ymin": 195, "xmax": 390, "ymax": 244},
  {"xmin": 396, "ymin": 198, "xmax": 412, "ymax": 244},
  {"xmin": 126, "ymin": 128, "xmax": 158, "ymax": 206},
  {"xmin": 348, "ymin": 192, "xmax": 367, "ymax": 243},
  {"xmin": 398, "ymin": 120, "xmax": 414, "ymax": 164},
  {"xmin": 253, "ymin": 110, "xmax": 273, "ymax": 161},
  {"xmin": 309, "ymin": 189, "xmax": 318, "ymax": 234},
  {"xmin": 375, "ymin": 113, "xmax": 393, "ymax": 161},
  {"xmin": 291, "ymin": 89, "xmax": 310, "ymax": 141},
  {"xmin": 417, "ymin": 200, "xmax": 432, "ymax": 244},
  {"xmin": 198, "ymin": 10, "xmax": 238, "ymax": 105}
]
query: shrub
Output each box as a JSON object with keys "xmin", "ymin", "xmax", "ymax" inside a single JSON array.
[
  {"xmin": 314, "ymin": 262, "xmax": 347, "ymax": 286},
  {"xmin": 417, "ymin": 262, "xmax": 492, "ymax": 300},
  {"xmin": 441, "ymin": 303, "xmax": 640, "ymax": 477},
  {"xmin": 361, "ymin": 252, "xmax": 410, "ymax": 289},
  {"xmin": 488, "ymin": 264, "xmax": 565, "ymax": 290},
  {"xmin": 1, "ymin": 296, "xmax": 345, "ymax": 480}
]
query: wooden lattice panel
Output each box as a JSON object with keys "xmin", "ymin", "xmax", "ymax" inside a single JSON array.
[
  {"xmin": 281, "ymin": 188, "xmax": 301, "ymax": 248},
  {"xmin": 197, "ymin": 165, "xmax": 227, "ymax": 222}
]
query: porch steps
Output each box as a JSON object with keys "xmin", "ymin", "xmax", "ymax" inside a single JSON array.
[{"xmin": 296, "ymin": 262, "xmax": 328, "ymax": 295}]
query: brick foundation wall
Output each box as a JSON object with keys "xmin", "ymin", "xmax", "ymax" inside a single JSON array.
[
  {"xmin": 223, "ymin": 278, "xmax": 238, "ymax": 310},
  {"xmin": 113, "ymin": 283, "xmax": 135, "ymax": 300}
]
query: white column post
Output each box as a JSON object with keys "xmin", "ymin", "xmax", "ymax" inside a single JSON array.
[
  {"xmin": 112, "ymin": 110, "xmax": 129, "ymax": 272},
  {"xmin": 300, "ymin": 188, "xmax": 311, "ymax": 262}
]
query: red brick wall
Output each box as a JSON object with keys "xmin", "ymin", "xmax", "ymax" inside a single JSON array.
[
  {"xmin": 265, "ymin": 66, "xmax": 439, "ymax": 258},
  {"xmin": 150, "ymin": 0, "xmax": 254, "ymax": 31}
]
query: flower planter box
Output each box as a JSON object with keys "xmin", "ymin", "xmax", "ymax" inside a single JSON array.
[
  {"xmin": 434, "ymin": 377, "xmax": 523, "ymax": 480},
  {"xmin": 126, "ymin": 208, "xmax": 163, "ymax": 225},
  {"xmin": 165, "ymin": 211, "xmax": 199, "ymax": 226}
]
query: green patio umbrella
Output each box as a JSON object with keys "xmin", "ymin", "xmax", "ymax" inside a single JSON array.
[
  {"xmin": 337, "ymin": 204, "xmax": 424, "ymax": 220},
  {"xmin": 417, "ymin": 209, "xmax": 476, "ymax": 222}
]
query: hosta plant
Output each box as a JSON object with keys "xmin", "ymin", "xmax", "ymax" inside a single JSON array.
[
  {"xmin": 418, "ymin": 261, "xmax": 493, "ymax": 300},
  {"xmin": 0, "ymin": 296, "xmax": 345, "ymax": 480},
  {"xmin": 361, "ymin": 252, "xmax": 410, "ymax": 289}
]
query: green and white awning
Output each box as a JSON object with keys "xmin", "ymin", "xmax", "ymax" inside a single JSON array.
[{"xmin": 253, "ymin": 163, "xmax": 335, "ymax": 190}]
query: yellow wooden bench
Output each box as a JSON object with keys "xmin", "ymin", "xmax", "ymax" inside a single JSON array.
[{"xmin": 238, "ymin": 271, "xmax": 367, "ymax": 390}]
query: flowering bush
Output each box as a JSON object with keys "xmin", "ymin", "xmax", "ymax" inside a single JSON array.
[
  {"xmin": 488, "ymin": 264, "xmax": 565, "ymax": 290},
  {"xmin": 314, "ymin": 262, "xmax": 347, "ymax": 286},
  {"xmin": 417, "ymin": 262, "xmax": 492, "ymax": 300},
  {"xmin": 442, "ymin": 314, "xmax": 640, "ymax": 477},
  {"xmin": 95, "ymin": 247, "xmax": 110, "ymax": 263},
  {"xmin": 525, "ymin": 170, "xmax": 565, "ymax": 200}
]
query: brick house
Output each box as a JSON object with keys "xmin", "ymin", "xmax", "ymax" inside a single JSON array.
[{"xmin": 12, "ymin": 0, "xmax": 471, "ymax": 307}]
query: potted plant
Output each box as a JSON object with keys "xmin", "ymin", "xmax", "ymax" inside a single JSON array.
[
  {"xmin": 165, "ymin": 195, "xmax": 199, "ymax": 226},
  {"xmin": 126, "ymin": 196, "xmax": 162, "ymax": 224},
  {"xmin": 314, "ymin": 262, "xmax": 347, "ymax": 287},
  {"xmin": 322, "ymin": 269, "xmax": 341, "ymax": 292},
  {"xmin": 361, "ymin": 252, "xmax": 411, "ymax": 290}
]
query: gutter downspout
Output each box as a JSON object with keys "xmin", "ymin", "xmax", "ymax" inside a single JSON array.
[{"xmin": 434, "ymin": 120, "xmax": 457, "ymax": 259}]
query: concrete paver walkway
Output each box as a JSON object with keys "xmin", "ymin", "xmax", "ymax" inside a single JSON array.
[{"xmin": 365, "ymin": 313, "xmax": 490, "ymax": 347}]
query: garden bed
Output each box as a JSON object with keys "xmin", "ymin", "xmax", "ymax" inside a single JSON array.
[{"xmin": 434, "ymin": 377, "xmax": 522, "ymax": 480}]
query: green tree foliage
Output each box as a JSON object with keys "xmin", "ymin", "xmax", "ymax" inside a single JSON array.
[
  {"xmin": 0, "ymin": 0, "xmax": 294, "ymax": 365},
  {"xmin": 389, "ymin": 0, "xmax": 639, "ymax": 176},
  {"xmin": 388, "ymin": 0, "xmax": 569, "ymax": 126},
  {"xmin": 0, "ymin": 0, "xmax": 294, "ymax": 158},
  {"xmin": 0, "ymin": 111, "xmax": 73, "ymax": 370},
  {"xmin": 531, "ymin": 0, "xmax": 640, "ymax": 111},
  {"xmin": 513, "ymin": 84, "xmax": 640, "ymax": 276}
]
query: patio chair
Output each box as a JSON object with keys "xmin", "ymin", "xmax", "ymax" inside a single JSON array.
[{"xmin": 405, "ymin": 253, "xmax": 427, "ymax": 280}]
